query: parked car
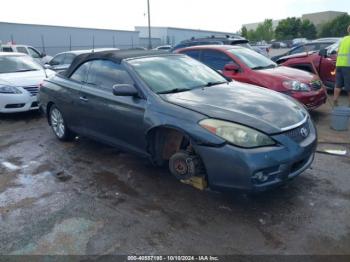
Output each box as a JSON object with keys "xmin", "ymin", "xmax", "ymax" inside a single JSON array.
[
  {"xmin": 171, "ymin": 35, "xmax": 269, "ymax": 56},
  {"xmin": 271, "ymin": 41, "xmax": 287, "ymax": 49},
  {"xmin": 0, "ymin": 52, "xmax": 54, "ymax": 113},
  {"xmin": 292, "ymin": 38, "xmax": 308, "ymax": 48},
  {"xmin": 177, "ymin": 45, "xmax": 327, "ymax": 109},
  {"xmin": 153, "ymin": 45, "xmax": 172, "ymax": 51},
  {"xmin": 46, "ymin": 48, "xmax": 119, "ymax": 72},
  {"xmin": 39, "ymin": 50, "xmax": 316, "ymax": 192},
  {"xmin": 271, "ymin": 40, "xmax": 338, "ymax": 62},
  {"xmin": 0, "ymin": 43, "xmax": 51, "ymax": 65},
  {"xmin": 276, "ymin": 41, "xmax": 339, "ymax": 89}
]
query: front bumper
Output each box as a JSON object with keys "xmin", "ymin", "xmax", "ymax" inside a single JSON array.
[
  {"xmin": 291, "ymin": 88, "xmax": 327, "ymax": 109},
  {"xmin": 194, "ymin": 119, "xmax": 317, "ymax": 192},
  {"xmin": 0, "ymin": 93, "xmax": 38, "ymax": 113}
]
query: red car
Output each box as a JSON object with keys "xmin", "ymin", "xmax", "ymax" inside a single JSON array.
[
  {"xmin": 276, "ymin": 42, "xmax": 338, "ymax": 89},
  {"xmin": 176, "ymin": 45, "xmax": 327, "ymax": 109}
]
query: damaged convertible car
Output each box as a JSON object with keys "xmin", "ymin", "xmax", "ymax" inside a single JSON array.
[{"xmin": 39, "ymin": 50, "xmax": 317, "ymax": 192}]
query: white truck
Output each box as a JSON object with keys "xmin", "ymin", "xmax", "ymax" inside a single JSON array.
[{"xmin": 0, "ymin": 43, "xmax": 51, "ymax": 64}]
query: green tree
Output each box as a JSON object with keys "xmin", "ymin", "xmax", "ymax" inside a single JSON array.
[
  {"xmin": 319, "ymin": 14, "xmax": 350, "ymax": 37},
  {"xmin": 241, "ymin": 26, "xmax": 248, "ymax": 39},
  {"xmin": 247, "ymin": 29, "xmax": 258, "ymax": 42},
  {"xmin": 275, "ymin": 17, "xmax": 302, "ymax": 40},
  {"xmin": 255, "ymin": 19, "xmax": 274, "ymax": 41},
  {"xmin": 300, "ymin": 19, "xmax": 317, "ymax": 39}
]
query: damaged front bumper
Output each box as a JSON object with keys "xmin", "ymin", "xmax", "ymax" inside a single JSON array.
[{"xmin": 193, "ymin": 121, "xmax": 317, "ymax": 192}]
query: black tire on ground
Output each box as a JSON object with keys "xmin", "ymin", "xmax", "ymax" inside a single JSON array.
[{"xmin": 49, "ymin": 105, "xmax": 75, "ymax": 141}]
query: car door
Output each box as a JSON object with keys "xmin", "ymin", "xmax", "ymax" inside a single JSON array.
[
  {"xmin": 79, "ymin": 59, "xmax": 147, "ymax": 154},
  {"xmin": 59, "ymin": 60, "xmax": 92, "ymax": 131}
]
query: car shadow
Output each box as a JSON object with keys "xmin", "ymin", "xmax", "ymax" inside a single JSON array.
[{"xmin": 0, "ymin": 110, "xmax": 43, "ymax": 123}]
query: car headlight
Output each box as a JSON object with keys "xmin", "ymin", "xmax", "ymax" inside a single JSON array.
[
  {"xmin": 199, "ymin": 119, "xmax": 276, "ymax": 148},
  {"xmin": 0, "ymin": 85, "xmax": 22, "ymax": 94},
  {"xmin": 282, "ymin": 80, "xmax": 310, "ymax": 91}
]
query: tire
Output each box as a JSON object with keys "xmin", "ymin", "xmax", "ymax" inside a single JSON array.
[{"xmin": 49, "ymin": 105, "xmax": 75, "ymax": 141}]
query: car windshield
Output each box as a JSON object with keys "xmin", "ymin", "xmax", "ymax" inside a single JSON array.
[
  {"xmin": 228, "ymin": 48, "xmax": 277, "ymax": 70},
  {"xmin": 128, "ymin": 55, "xmax": 227, "ymax": 94},
  {"xmin": 0, "ymin": 55, "xmax": 42, "ymax": 73}
]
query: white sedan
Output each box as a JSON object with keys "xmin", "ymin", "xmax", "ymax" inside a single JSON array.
[{"xmin": 0, "ymin": 52, "xmax": 55, "ymax": 113}]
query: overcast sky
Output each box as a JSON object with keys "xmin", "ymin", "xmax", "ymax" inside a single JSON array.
[{"xmin": 1, "ymin": 0, "xmax": 349, "ymax": 32}]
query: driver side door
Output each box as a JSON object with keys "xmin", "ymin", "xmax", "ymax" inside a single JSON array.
[{"xmin": 79, "ymin": 59, "xmax": 147, "ymax": 155}]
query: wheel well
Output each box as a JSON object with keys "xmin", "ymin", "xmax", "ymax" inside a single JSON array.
[
  {"xmin": 46, "ymin": 102, "xmax": 54, "ymax": 125},
  {"xmin": 147, "ymin": 127, "xmax": 192, "ymax": 166}
]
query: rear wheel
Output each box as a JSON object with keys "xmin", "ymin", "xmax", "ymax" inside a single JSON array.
[{"xmin": 49, "ymin": 105, "xmax": 75, "ymax": 141}]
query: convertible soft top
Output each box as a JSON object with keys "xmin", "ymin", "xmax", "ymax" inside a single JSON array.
[{"xmin": 64, "ymin": 49, "xmax": 169, "ymax": 77}]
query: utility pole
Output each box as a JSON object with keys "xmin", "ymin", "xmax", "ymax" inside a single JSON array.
[{"xmin": 147, "ymin": 0, "xmax": 152, "ymax": 49}]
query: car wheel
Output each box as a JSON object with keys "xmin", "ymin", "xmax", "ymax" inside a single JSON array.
[{"xmin": 49, "ymin": 105, "xmax": 74, "ymax": 141}]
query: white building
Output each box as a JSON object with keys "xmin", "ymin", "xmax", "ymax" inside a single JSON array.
[
  {"xmin": 0, "ymin": 22, "xmax": 140, "ymax": 55},
  {"xmin": 135, "ymin": 26, "xmax": 237, "ymax": 46}
]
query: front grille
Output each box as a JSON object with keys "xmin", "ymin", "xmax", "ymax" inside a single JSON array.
[
  {"xmin": 5, "ymin": 103, "xmax": 25, "ymax": 109},
  {"xmin": 23, "ymin": 85, "xmax": 39, "ymax": 96},
  {"xmin": 284, "ymin": 120, "xmax": 310, "ymax": 143},
  {"xmin": 310, "ymin": 80, "xmax": 322, "ymax": 90}
]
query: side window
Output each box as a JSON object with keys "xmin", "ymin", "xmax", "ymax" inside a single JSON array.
[
  {"xmin": 289, "ymin": 46, "xmax": 303, "ymax": 55},
  {"xmin": 182, "ymin": 50, "xmax": 201, "ymax": 60},
  {"xmin": 201, "ymin": 50, "xmax": 233, "ymax": 71},
  {"xmin": 70, "ymin": 61, "xmax": 92, "ymax": 82},
  {"xmin": 86, "ymin": 60, "xmax": 134, "ymax": 92},
  {"xmin": 50, "ymin": 54, "xmax": 65, "ymax": 66},
  {"xmin": 2, "ymin": 47, "xmax": 14, "ymax": 52},
  {"xmin": 17, "ymin": 47, "xmax": 28, "ymax": 54},
  {"xmin": 28, "ymin": 47, "xmax": 41, "ymax": 58},
  {"xmin": 63, "ymin": 54, "xmax": 76, "ymax": 65}
]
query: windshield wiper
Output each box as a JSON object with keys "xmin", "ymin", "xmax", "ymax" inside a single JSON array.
[
  {"xmin": 157, "ymin": 88, "xmax": 191, "ymax": 94},
  {"xmin": 14, "ymin": 69, "xmax": 39, "ymax": 72},
  {"xmin": 252, "ymin": 64, "xmax": 276, "ymax": 70}
]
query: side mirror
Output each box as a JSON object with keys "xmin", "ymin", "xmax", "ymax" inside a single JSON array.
[
  {"xmin": 224, "ymin": 63, "xmax": 240, "ymax": 72},
  {"xmin": 319, "ymin": 48, "xmax": 327, "ymax": 57},
  {"xmin": 44, "ymin": 64, "xmax": 52, "ymax": 69},
  {"xmin": 41, "ymin": 53, "xmax": 46, "ymax": 58},
  {"xmin": 113, "ymin": 84, "xmax": 139, "ymax": 97}
]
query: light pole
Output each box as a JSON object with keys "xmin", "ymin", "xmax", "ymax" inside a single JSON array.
[{"xmin": 147, "ymin": 0, "xmax": 152, "ymax": 49}]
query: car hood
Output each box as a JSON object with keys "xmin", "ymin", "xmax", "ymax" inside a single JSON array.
[
  {"xmin": 161, "ymin": 82, "xmax": 307, "ymax": 134},
  {"xmin": 0, "ymin": 69, "xmax": 48, "ymax": 86},
  {"xmin": 258, "ymin": 66, "xmax": 316, "ymax": 83}
]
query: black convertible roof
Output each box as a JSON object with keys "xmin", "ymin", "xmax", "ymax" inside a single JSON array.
[{"xmin": 64, "ymin": 49, "xmax": 169, "ymax": 77}]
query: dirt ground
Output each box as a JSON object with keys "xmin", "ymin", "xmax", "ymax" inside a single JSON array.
[{"xmin": 0, "ymin": 94, "xmax": 349, "ymax": 256}]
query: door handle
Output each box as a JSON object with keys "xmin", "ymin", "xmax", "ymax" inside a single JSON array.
[{"xmin": 79, "ymin": 96, "xmax": 89, "ymax": 102}]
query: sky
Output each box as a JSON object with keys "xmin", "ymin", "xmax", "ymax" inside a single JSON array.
[{"xmin": 1, "ymin": 0, "xmax": 349, "ymax": 33}]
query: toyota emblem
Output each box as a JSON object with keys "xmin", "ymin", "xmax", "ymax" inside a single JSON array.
[{"xmin": 300, "ymin": 127, "xmax": 309, "ymax": 138}]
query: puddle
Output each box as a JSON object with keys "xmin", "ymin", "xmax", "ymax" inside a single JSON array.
[
  {"xmin": 317, "ymin": 143, "xmax": 349, "ymax": 157},
  {"xmin": 92, "ymin": 171, "xmax": 139, "ymax": 197},
  {"xmin": 10, "ymin": 217, "xmax": 103, "ymax": 255},
  {"xmin": 1, "ymin": 161, "xmax": 20, "ymax": 171}
]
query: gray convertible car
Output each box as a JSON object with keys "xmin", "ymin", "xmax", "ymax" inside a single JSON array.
[{"xmin": 39, "ymin": 50, "xmax": 317, "ymax": 192}]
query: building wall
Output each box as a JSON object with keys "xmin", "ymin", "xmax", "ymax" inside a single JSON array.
[
  {"xmin": 139, "ymin": 37, "xmax": 162, "ymax": 48},
  {"xmin": 135, "ymin": 26, "xmax": 236, "ymax": 46},
  {"xmin": 302, "ymin": 11, "xmax": 346, "ymax": 26},
  {"xmin": 0, "ymin": 22, "xmax": 140, "ymax": 55}
]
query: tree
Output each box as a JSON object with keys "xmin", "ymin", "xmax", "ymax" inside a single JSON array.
[
  {"xmin": 241, "ymin": 19, "xmax": 274, "ymax": 42},
  {"xmin": 300, "ymin": 19, "xmax": 317, "ymax": 39},
  {"xmin": 255, "ymin": 19, "xmax": 274, "ymax": 41},
  {"xmin": 319, "ymin": 14, "xmax": 350, "ymax": 37},
  {"xmin": 275, "ymin": 17, "xmax": 302, "ymax": 40},
  {"xmin": 241, "ymin": 26, "xmax": 248, "ymax": 39}
]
